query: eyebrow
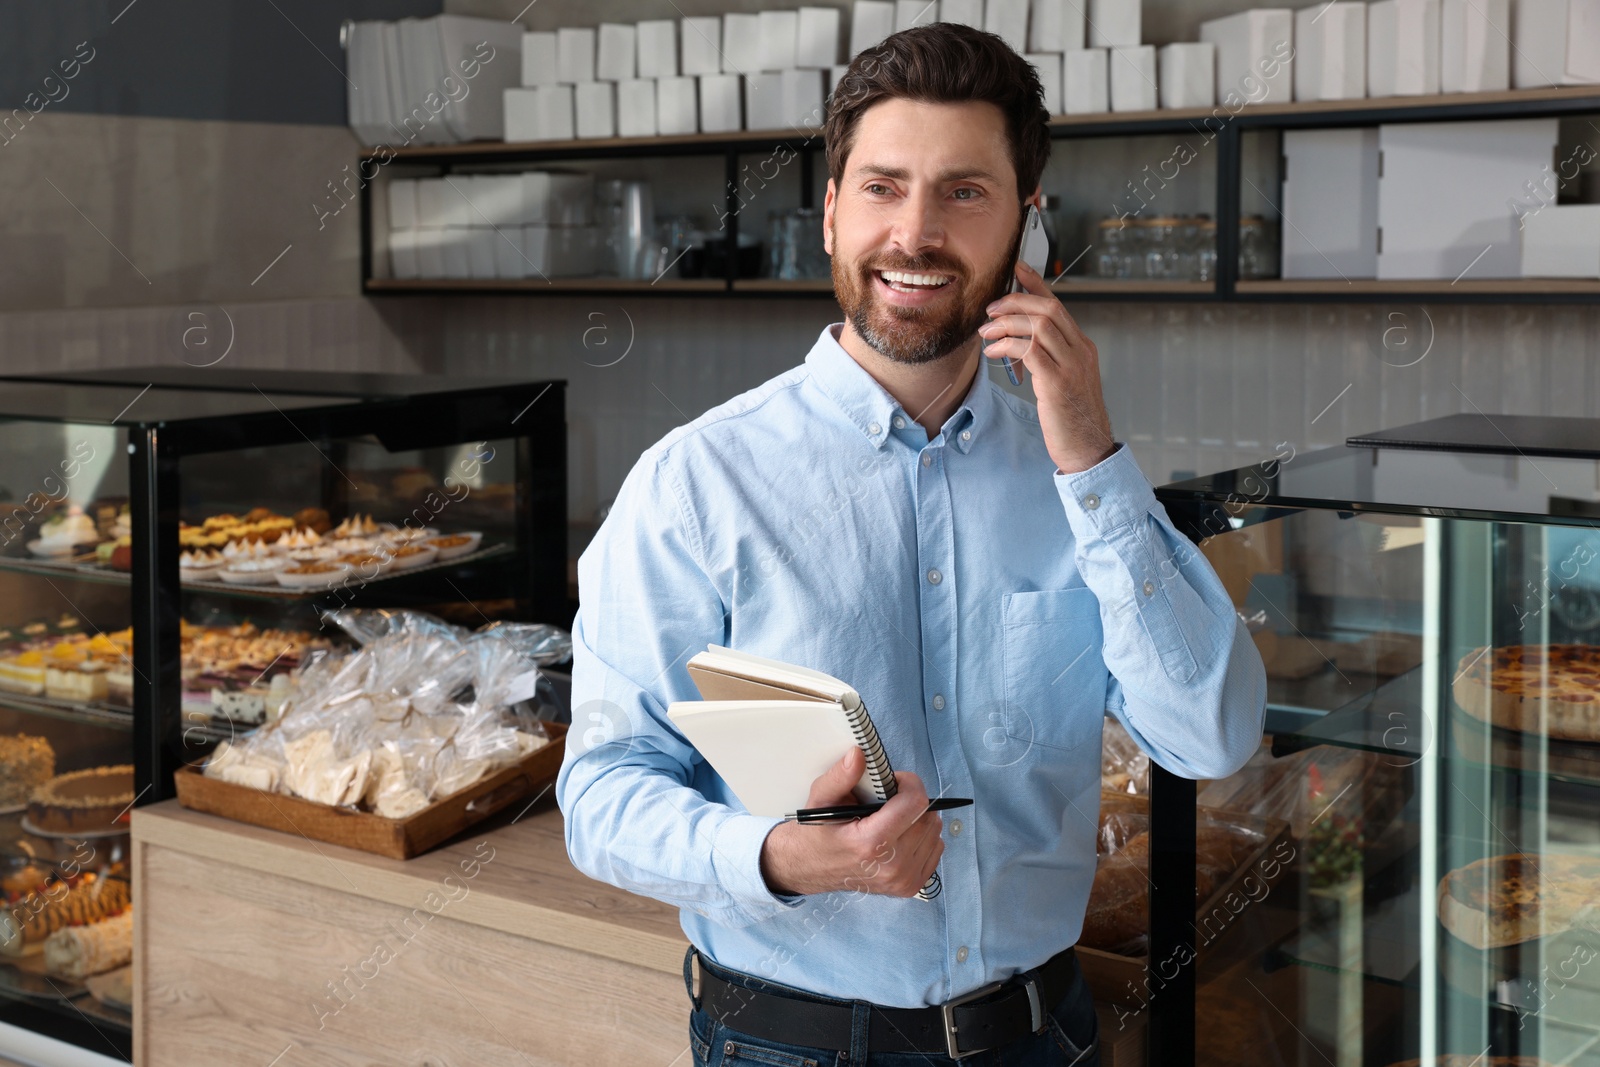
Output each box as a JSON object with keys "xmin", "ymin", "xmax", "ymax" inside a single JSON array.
[{"xmin": 850, "ymin": 164, "xmax": 1004, "ymax": 185}]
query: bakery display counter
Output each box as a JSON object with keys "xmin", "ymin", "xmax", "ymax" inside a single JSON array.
[
  {"xmin": 131, "ymin": 795, "xmax": 687, "ymax": 1066},
  {"xmin": 1151, "ymin": 424, "xmax": 1600, "ymax": 1067},
  {"xmin": 0, "ymin": 369, "xmax": 567, "ymax": 1062}
]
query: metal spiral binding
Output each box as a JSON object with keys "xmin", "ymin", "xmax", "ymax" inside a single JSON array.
[{"xmin": 848, "ymin": 698, "xmax": 941, "ymax": 900}]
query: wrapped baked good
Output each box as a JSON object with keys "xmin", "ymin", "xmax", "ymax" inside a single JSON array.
[
  {"xmin": 1100, "ymin": 717, "xmax": 1149, "ymax": 795},
  {"xmin": 202, "ymin": 610, "xmax": 557, "ymax": 816},
  {"xmin": 0, "ymin": 875, "xmax": 130, "ymax": 956},
  {"xmin": 44, "ymin": 910, "xmax": 133, "ymax": 979}
]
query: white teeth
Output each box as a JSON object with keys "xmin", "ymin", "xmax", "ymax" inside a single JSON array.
[{"xmin": 880, "ymin": 269, "xmax": 951, "ymax": 287}]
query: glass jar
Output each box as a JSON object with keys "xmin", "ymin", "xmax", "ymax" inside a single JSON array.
[
  {"xmin": 1174, "ymin": 216, "xmax": 1203, "ymax": 281},
  {"xmin": 1197, "ymin": 220, "xmax": 1218, "ymax": 282},
  {"xmin": 1095, "ymin": 218, "xmax": 1129, "ymax": 278},
  {"xmin": 1239, "ymin": 215, "xmax": 1270, "ymax": 280},
  {"xmin": 1142, "ymin": 216, "xmax": 1180, "ymax": 279}
]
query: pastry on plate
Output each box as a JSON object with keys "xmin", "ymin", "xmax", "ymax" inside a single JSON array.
[
  {"xmin": 1454, "ymin": 644, "xmax": 1600, "ymax": 742},
  {"xmin": 1438, "ymin": 852, "xmax": 1600, "ymax": 949}
]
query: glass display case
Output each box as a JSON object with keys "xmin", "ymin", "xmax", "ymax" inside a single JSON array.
[
  {"xmin": 0, "ymin": 368, "xmax": 565, "ymax": 1059},
  {"xmin": 1145, "ymin": 429, "xmax": 1600, "ymax": 1067}
]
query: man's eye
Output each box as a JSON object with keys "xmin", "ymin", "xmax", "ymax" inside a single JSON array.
[
  {"xmin": 865, "ymin": 183, "xmax": 891, "ymax": 196},
  {"xmin": 953, "ymin": 188, "xmax": 979, "ymax": 200}
]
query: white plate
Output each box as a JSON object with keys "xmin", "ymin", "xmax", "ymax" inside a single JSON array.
[
  {"xmin": 25, "ymin": 540, "xmax": 84, "ymax": 559},
  {"xmin": 385, "ymin": 544, "xmax": 438, "ymax": 571},
  {"xmin": 19, "ymin": 816, "xmax": 131, "ymax": 840},
  {"xmin": 424, "ymin": 531, "xmax": 483, "ymax": 560},
  {"xmin": 275, "ymin": 563, "xmax": 352, "ymax": 589},
  {"xmin": 179, "ymin": 567, "xmax": 223, "ymax": 582},
  {"xmin": 218, "ymin": 564, "xmax": 288, "ymax": 585}
]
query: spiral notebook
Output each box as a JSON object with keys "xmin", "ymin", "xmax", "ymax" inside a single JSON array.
[{"xmin": 667, "ymin": 644, "xmax": 940, "ymax": 898}]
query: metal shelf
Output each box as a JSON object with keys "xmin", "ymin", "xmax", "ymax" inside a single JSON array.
[
  {"xmin": 360, "ymin": 87, "xmax": 1600, "ymax": 303},
  {"xmin": 0, "ymin": 690, "xmax": 134, "ymax": 731}
]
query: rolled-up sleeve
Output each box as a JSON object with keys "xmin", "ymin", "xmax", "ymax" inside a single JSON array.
[
  {"xmin": 556, "ymin": 450, "xmax": 804, "ymax": 927},
  {"xmin": 1051, "ymin": 444, "xmax": 1266, "ymax": 779}
]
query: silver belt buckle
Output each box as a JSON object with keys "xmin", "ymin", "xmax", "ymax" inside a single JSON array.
[
  {"xmin": 690, "ymin": 950, "xmax": 702, "ymax": 1006},
  {"xmin": 941, "ymin": 980, "xmax": 1005, "ymax": 1060}
]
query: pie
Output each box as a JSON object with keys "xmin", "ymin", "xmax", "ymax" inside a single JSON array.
[
  {"xmin": 1437, "ymin": 852, "xmax": 1600, "ymax": 949},
  {"xmin": 1453, "ymin": 644, "xmax": 1600, "ymax": 741},
  {"xmin": 28, "ymin": 765, "xmax": 135, "ymax": 834}
]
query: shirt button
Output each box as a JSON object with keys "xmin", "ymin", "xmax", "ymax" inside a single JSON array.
[
  {"xmin": 893, "ymin": 416, "xmax": 906, "ymax": 429},
  {"xmin": 868, "ymin": 422, "xmax": 881, "ymax": 435},
  {"xmin": 1083, "ymin": 493, "xmax": 1100, "ymax": 510},
  {"xmin": 956, "ymin": 946, "xmax": 969, "ymax": 963},
  {"xmin": 960, "ymin": 430, "xmax": 971, "ymax": 441},
  {"xmin": 1143, "ymin": 580, "xmax": 1155, "ymax": 596},
  {"xmin": 927, "ymin": 569, "xmax": 942, "ymax": 585},
  {"xmin": 921, "ymin": 454, "xmax": 932, "ymax": 467},
  {"xmin": 949, "ymin": 819, "xmax": 963, "ymax": 836},
  {"xmin": 932, "ymin": 694, "xmax": 945, "ymax": 710}
]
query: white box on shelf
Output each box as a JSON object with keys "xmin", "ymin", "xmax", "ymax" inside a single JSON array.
[
  {"xmin": 596, "ymin": 23, "xmax": 636, "ymax": 82},
  {"xmin": 782, "ymin": 68, "xmax": 826, "ymax": 127},
  {"xmin": 1522, "ymin": 204, "xmax": 1600, "ymax": 276},
  {"xmin": 492, "ymin": 227, "xmax": 526, "ymax": 279},
  {"xmin": 1294, "ymin": 3, "xmax": 1365, "ymax": 101},
  {"xmin": 1159, "ymin": 42, "xmax": 1214, "ymax": 107},
  {"xmin": 942, "ymin": 0, "xmax": 986, "ymax": 26},
  {"xmin": 1281, "ymin": 127, "xmax": 1379, "ymax": 278},
  {"xmin": 520, "ymin": 225, "xmax": 552, "ymax": 278},
  {"xmin": 551, "ymin": 225, "xmax": 598, "ymax": 277},
  {"xmin": 638, "ymin": 20, "xmax": 678, "ymax": 78},
  {"xmin": 1442, "ymin": 0, "xmax": 1510, "ymax": 90},
  {"xmin": 897, "ymin": 0, "xmax": 937, "ymax": 31},
  {"xmin": 470, "ymin": 175, "xmax": 524, "ymax": 227},
  {"xmin": 1089, "ymin": 0, "xmax": 1140, "ymax": 48},
  {"xmin": 440, "ymin": 228, "xmax": 472, "ymax": 279},
  {"xmin": 1377, "ymin": 118, "xmax": 1560, "ymax": 279},
  {"xmin": 828, "ymin": 64, "xmax": 852, "ymax": 96},
  {"xmin": 700, "ymin": 73, "xmax": 743, "ymax": 131},
  {"xmin": 760, "ymin": 10, "xmax": 799, "ymax": 70},
  {"xmin": 852, "ymin": 0, "xmax": 897, "ymax": 54},
  {"xmin": 746, "ymin": 71, "xmax": 786, "ymax": 129},
  {"xmin": 441, "ymin": 178, "xmax": 474, "ymax": 227},
  {"xmin": 1030, "ymin": 0, "xmax": 1086, "ymax": 50},
  {"xmin": 504, "ymin": 87, "xmax": 541, "ymax": 141},
  {"xmin": 1511, "ymin": 0, "xmax": 1600, "ymax": 86},
  {"xmin": 659, "ymin": 75, "xmax": 698, "ymax": 134},
  {"xmin": 798, "ymin": 7, "xmax": 843, "ymax": 67},
  {"xmin": 557, "ymin": 27, "xmax": 596, "ymax": 84},
  {"xmin": 1110, "ymin": 45, "xmax": 1157, "ymax": 110},
  {"xmin": 1368, "ymin": 0, "xmax": 1440, "ymax": 96},
  {"xmin": 986, "ymin": 0, "xmax": 1030, "ymax": 50},
  {"xmin": 389, "ymin": 230, "xmax": 420, "ymax": 279},
  {"xmin": 618, "ymin": 78, "xmax": 659, "ymax": 137},
  {"xmin": 521, "ymin": 31, "xmax": 557, "ymax": 86},
  {"xmin": 682, "ymin": 17, "xmax": 721, "ymax": 76},
  {"xmin": 467, "ymin": 229, "xmax": 497, "ymax": 279},
  {"xmin": 1064, "ymin": 47, "xmax": 1110, "ymax": 112},
  {"xmin": 388, "ymin": 178, "xmax": 418, "ymax": 231},
  {"xmin": 414, "ymin": 178, "xmax": 447, "ymax": 228},
  {"xmin": 414, "ymin": 228, "xmax": 445, "ymax": 278},
  {"xmin": 533, "ymin": 84, "xmax": 574, "ymax": 141},
  {"xmin": 724, "ymin": 13, "xmax": 761, "ymax": 73},
  {"xmin": 1200, "ymin": 9, "xmax": 1294, "ymax": 102},
  {"xmin": 523, "ymin": 171, "xmax": 594, "ymax": 226},
  {"xmin": 576, "ymin": 81, "xmax": 615, "ymax": 139},
  {"xmin": 1025, "ymin": 53, "xmax": 1064, "ymax": 113}
]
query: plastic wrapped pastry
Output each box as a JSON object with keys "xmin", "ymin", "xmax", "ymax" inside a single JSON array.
[{"xmin": 44, "ymin": 910, "xmax": 133, "ymax": 979}]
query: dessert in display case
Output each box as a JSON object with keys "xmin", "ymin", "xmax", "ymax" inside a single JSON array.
[
  {"xmin": 0, "ymin": 368, "xmax": 565, "ymax": 1059},
  {"xmin": 1140, "ymin": 415, "xmax": 1600, "ymax": 1067}
]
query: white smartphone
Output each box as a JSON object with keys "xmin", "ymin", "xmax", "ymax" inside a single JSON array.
[{"xmin": 989, "ymin": 204, "xmax": 1051, "ymax": 385}]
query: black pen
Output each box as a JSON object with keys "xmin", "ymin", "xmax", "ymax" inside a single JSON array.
[{"xmin": 783, "ymin": 797, "xmax": 973, "ymax": 824}]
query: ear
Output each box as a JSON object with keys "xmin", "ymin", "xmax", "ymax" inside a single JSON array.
[
  {"xmin": 822, "ymin": 178, "xmax": 838, "ymax": 256},
  {"xmin": 1025, "ymin": 184, "xmax": 1043, "ymax": 211}
]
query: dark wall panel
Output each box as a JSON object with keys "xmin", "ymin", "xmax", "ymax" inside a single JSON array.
[{"xmin": 0, "ymin": 0, "xmax": 442, "ymax": 126}]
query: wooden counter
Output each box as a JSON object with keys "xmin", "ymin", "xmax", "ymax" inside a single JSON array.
[{"xmin": 131, "ymin": 795, "xmax": 689, "ymax": 1066}]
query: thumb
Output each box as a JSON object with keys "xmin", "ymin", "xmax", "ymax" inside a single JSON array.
[{"xmin": 807, "ymin": 746, "xmax": 866, "ymax": 807}]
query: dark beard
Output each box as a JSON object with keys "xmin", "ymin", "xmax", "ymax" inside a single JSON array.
[{"xmin": 832, "ymin": 219, "xmax": 1022, "ymax": 366}]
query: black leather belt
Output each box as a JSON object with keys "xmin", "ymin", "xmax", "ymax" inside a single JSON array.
[{"xmin": 689, "ymin": 945, "xmax": 1080, "ymax": 1060}]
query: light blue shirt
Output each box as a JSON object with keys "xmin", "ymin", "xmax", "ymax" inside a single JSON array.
[{"xmin": 557, "ymin": 323, "xmax": 1267, "ymax": 1008}]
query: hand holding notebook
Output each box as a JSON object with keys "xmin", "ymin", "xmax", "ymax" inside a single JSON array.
[{"xmin": 667, "ymin": 645, "xmax": 954, "ymax": 899}]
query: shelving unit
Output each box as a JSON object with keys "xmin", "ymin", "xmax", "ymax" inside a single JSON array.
[{"xmin": 358, "ymin": 85, "xmax": 1600, "ymax": 303}]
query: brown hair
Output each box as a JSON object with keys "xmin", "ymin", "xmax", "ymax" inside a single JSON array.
[{"xmin": 824, "ymin": 22, "xmax": 1052, "ymax": 204}]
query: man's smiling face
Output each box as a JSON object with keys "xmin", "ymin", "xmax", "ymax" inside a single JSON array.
[{"xmin": 824, "ymin": 97, "xmax": 1028, "ymax": 366}]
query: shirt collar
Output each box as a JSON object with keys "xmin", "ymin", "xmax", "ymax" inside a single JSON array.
[{"xmin": 803, "ymin": 324, "xmax": 995, "ymax": 454}]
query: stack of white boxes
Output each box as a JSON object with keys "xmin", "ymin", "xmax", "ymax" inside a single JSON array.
[
  {"xmin": 739, "ymin": 8, "xmax": 840, "ymax": 131},
  {"xmin": 504, "ymin": 20, "xmax": 697, "ymax": 141},
  {"xmin": 386, "ymin": 172, "xmax": 596, "ymax": 280}
]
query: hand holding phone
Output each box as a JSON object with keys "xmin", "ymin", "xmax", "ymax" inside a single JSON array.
[{"xmin": 984, "ymin": 204, "xmax": 1051, "ymax": 386}]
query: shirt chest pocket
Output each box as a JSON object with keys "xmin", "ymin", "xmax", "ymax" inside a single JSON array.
[{"xmin": 1000, "ymin": 586, "xmax": 1108, "ymax": 755}]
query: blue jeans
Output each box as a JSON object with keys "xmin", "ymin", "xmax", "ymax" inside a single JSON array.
[{"xmin": 684, "ymin": 947, "xmax": 1101, "ymax": 1067}]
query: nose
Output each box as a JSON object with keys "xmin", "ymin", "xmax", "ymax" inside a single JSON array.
[{"xmin": 886, "ymin": 188, "xmax": 945, "ymax": 261}]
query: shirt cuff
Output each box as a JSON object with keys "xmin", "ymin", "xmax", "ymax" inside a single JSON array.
[
  {"xmin": 1053, "ymin": 442, "xmax": 1157, "ymax": 538},
  {"xmin": 711, "ymin": 813, "xmax": 805, "ymax": 921}
]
